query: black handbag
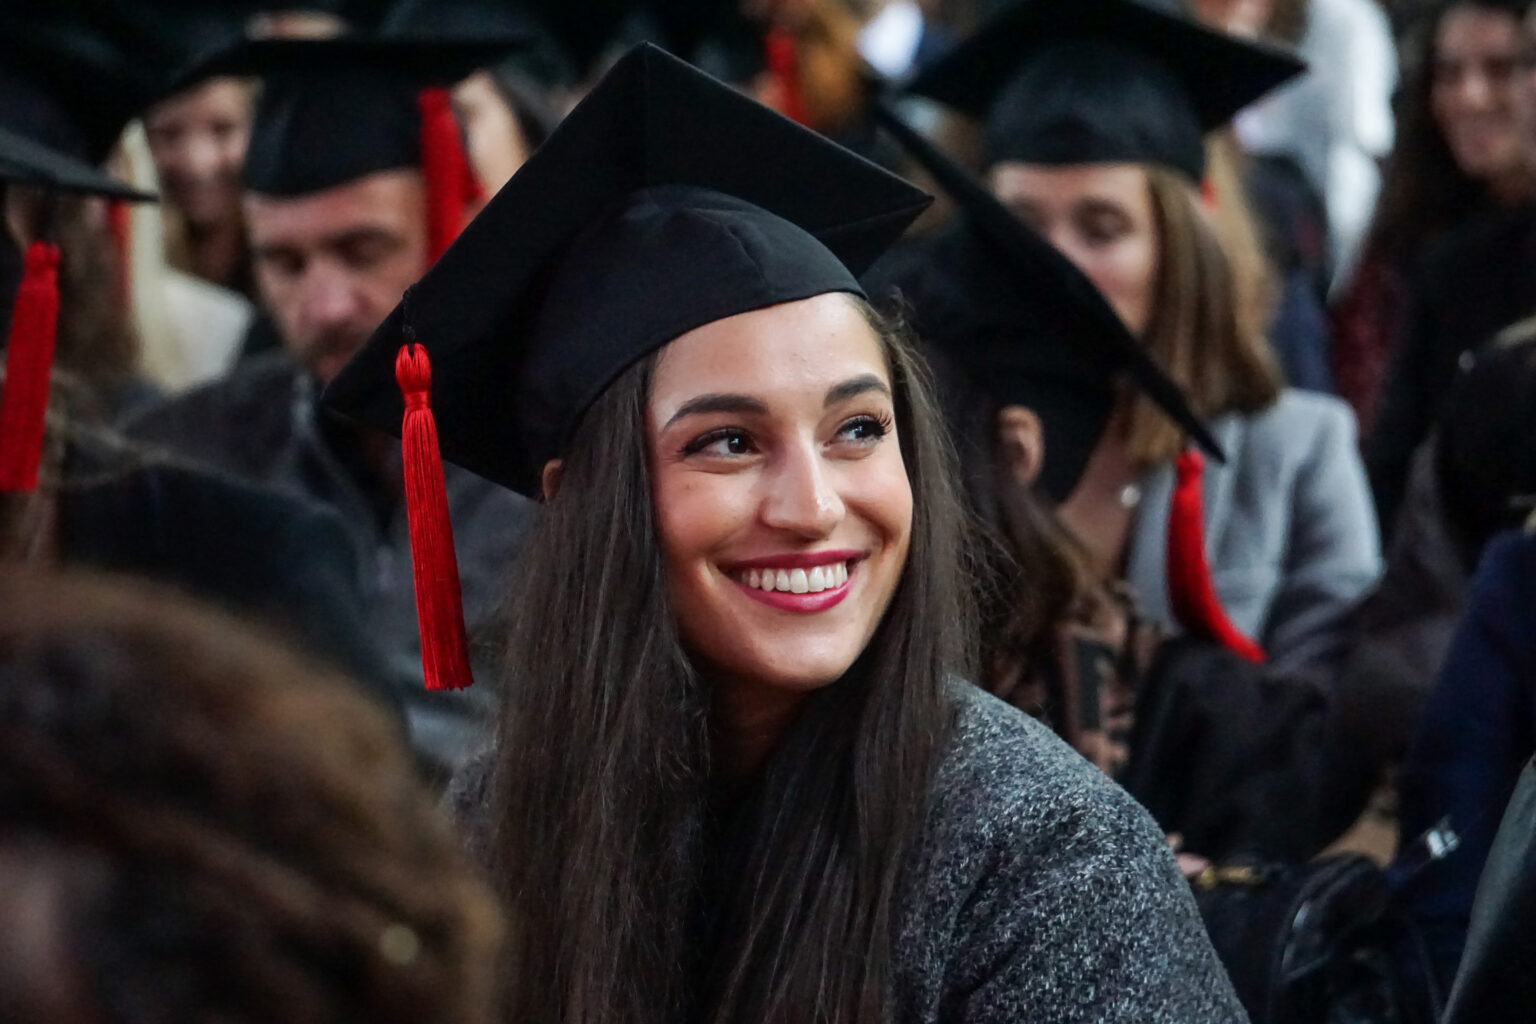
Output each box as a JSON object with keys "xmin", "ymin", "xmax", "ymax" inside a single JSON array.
[{"xmin": 1191, "ymin": 854, "xmax": 1439, "ymax": 1024}]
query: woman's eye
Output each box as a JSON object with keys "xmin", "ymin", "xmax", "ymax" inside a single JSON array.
[
  {"xmin": 682, "ymin": 428, "xmax": 755, "ymax": 458},
  {"xmin": 834, "ymin": 414, "xmax": 892, "ymax": 446}
]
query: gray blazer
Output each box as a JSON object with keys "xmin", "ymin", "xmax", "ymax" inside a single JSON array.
[{"xmin": 1125, "ymin": 389, "xmax": 1382, "ymax": 672}]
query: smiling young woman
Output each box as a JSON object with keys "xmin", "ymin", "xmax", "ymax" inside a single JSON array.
[{"xmin": 325, "ymin": 43, "xmax": 1245, "ymax": 1024}]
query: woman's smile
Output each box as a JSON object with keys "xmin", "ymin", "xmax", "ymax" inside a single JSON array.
[{"xmin": 722, "ymin": 550, "xmax": 864, "ymax": 610}]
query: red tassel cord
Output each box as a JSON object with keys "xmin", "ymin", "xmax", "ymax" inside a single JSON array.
[
  {"xmin": 106, "ymin": 198, "xmax": 132, "ymax": 313},
  {"xmin": 0, "ymin": 242, "xmax": 62, "ymax": 492},
  {"xmin": 1165, "ymin": 448, "xmax": 1265, "ymax": 663},
  {"xmin": 417, "ymin": 87, "xmax": 485, "ymax": 264},
  {"xmin": 396, "ymin": 341, "xmax": 474, "ymax": 690},
  {"xmin": 765, "ymin": 27, "xmax": 810, "ymax": 126}
]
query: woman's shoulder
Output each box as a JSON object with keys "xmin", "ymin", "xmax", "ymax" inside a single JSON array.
[
  {"xmin": 898, "ymin": 685, "xmax": 1245, "ymax": 1021},
  {"xmin": 1235, "ymin": 388, "xmax": 1358, "ymax": 442},
  {"xmin": 931, "ymin": 684, "xmax": 1166, "ymax": 853}
]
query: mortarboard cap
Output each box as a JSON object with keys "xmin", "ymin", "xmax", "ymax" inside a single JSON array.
[
  {"xmin": 325, "ymin": 42, "xmax": 932, "ymax": 498},
  {"xmin": 906, "ymin": 0, "xmax": 1303, "ymax": 180},
  {"xmin": 0, "ymin": 14, "xmax": 160, "ymax": 165},
  {"xmin": 166, "ymin": 34, "xmax": 531, "ymax": 197},
  {"xmin": 381, "ymin": 0, "xmax": 577, "ymax": 89},
  {"xmin": 0, "ymin": 127, "xmax": 155, "ymax": 202},
  {"xmin": 867, "ymin": 102, "xmax": 1219, "ymax": 503}
]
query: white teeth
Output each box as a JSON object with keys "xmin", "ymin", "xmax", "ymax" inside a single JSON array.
[{"xmin": 736, "ymin": 562, "xmax": 853, "ymax": 593}]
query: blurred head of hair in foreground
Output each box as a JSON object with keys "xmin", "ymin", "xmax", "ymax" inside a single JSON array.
[{"xmin": 0, "ymin": 570, "xmax": 503, "ymax": 1024}]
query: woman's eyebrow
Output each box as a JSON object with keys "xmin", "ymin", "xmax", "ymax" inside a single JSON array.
[
  {"xmin": 825, "ymin": 374, "xmax": 891, "ymax": 408},
  {"xmin": 663, "ymin": 393, "xmax": 769, "ymax": 429}
]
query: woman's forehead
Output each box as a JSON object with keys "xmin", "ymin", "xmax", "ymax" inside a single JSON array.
[{"xmin": 648, "ymin": 294, "xmax": 890, "ymax": 416}]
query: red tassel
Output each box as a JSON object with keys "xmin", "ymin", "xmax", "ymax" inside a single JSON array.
[
  {"xmin": 1166, "ymin": 448, "xmax": 1265, "ymax": 663},
  {"xmin": 0, "ymin": 242, "xmax": 62, "ymax": 493},
  {"xmin": 765, "ymin": 27, "xmax": 810, "ymax": 126},
  {"xmin": 106, "ymin": 198, "xmax": 132, "ymax": 312},
  {"xmin": 417, "ymin": 87, "xmax": 484, "ymax": 264},
  {"xmin": 396, "ymin": 341, "xmax": 474, "ymax": 690}
]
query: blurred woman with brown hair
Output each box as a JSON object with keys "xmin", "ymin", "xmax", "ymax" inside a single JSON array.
[{"xmin": 907, "ymin": 0, "xmax": 1381, "ymax": 672}]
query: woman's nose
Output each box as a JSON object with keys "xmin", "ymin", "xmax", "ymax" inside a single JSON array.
[{"xmin": 760, "ymin": 443, "xmax": 844, "ymax": 538}]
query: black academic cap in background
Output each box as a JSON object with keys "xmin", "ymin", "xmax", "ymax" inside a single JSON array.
[
  {"xmin": 0, "ymin": 13, "xmax": 160, "ymax": 165},
  {"xmin": 164, "ymin": 34, "xmax": 531, "ymax": 197},
  {"xmin": 0, "ymin": 126, "xmax": 155, "ymax": 202},
  {"xmin": 325, "ymin": 43, "xmax": 931, "ymax": 498},
  {"xmin": 906, "ymin": 0, "xmax": 1303, "ymax": 180},
  {"xmin": 382, "ymin": 0, "xmax": 577, "ymax": 88},
  {"xmin": 868, "ymin": 102, "xmax": 1220, "ymax": 502}
]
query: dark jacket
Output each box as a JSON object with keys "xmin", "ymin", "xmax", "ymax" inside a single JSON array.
[
  {"xmin": 1443, "ymin": 754, "xmax": 1536, "ymax": 1023},
  {"xmin": 58, "ymin": 432, "xmax": 398, "ymax": 717},
  {"xmin": 1390, "ymin": 528, "xmax": 1536, "ymax": 998},
  {"xmin": 1366, "ymin": 207, "xmax": 1536, "ymax": 536},
  {"xmin": 126, "ymin": 351, "xmax": 533, "ymax": 777}
]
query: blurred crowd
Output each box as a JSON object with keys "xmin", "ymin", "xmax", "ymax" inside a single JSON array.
[{"xmin": 4, "ymin": 0, "xmax": 1536, "ymax": 1021}]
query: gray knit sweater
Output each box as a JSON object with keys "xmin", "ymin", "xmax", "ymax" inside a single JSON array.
[{"xmin": 448, "ymin": 684, "xmax": 1248, "ymax": 1023}]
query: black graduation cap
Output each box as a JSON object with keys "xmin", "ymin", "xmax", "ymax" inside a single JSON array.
[
  {"xmin": 324, "ymin": 42, "xmax": 932, "ymax": 498},
  {"xmin": 0, "ymin": 13, "xmax": 161, "ymax": 165},
  {"xmin": 165, "ymin": 34, "xmax": 532, "ymax": 196},
  {"xmin": 867, "ymin": 102, "xmax": 1220, "ymax": 502},
  {"xmin": 381, "ymin": 0, "xmax": 577, "ymax": 89},
  {"xmin": 906, "ymin": 0, "xmax": 1304, "ymax": 180},
  {"xmin": 0, "ymin": 126, "xmax": 155, "ymax": 202}
]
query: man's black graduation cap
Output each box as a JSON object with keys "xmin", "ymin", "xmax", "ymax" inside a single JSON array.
[
  {"xmin": 165, "ymin": 34, "xmax": 531, "ymax": 196},
  {"xmin": 869, "ymin": 102, "xmax": 1220, "ymax": 502},
  {"xmin": 381, "ymin": 0, "xmax": 577, "ymax": 89},
  {"xmin": 325, "ymin": 42, "xmax": 932, "ymax": 498},
  {"xmin": 906, "ymin": 0, "xmax": 1304, "ymax": 180}
]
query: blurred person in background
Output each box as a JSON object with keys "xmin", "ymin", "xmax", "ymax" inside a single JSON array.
[
  {"xmin": 1350, "ymin": 0, "xmax": 1536, "ymax": 534},
  {"xmin": 0, "ymin": 118, "xmax": 397, "ymax": 723},
  {"xmin": 0, "ymin": 570, "xmax": 503, "ymax": 1024},
  {"xmin": 144, "ymin": 75, "xmax": 258, "ymax": 298},
  {"xmin": 127, "ymin": 34, "xmax": 535, "ymax": 778},
  {"xmin": 906, "ymin": 0, "xmax": 1381, "ymax": 673}
]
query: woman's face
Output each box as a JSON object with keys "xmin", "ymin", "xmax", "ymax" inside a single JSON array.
[
  {"xmin": 144, "ymin": 78, "xmax": 252, "ymax": 230},
  {"xmin": 989, "ymin": 161, "xmax": 1159, "ymax": 337},
  {"xmin": 647, "ymin": 293, "xmax": 913, "ymax": 703},
  {"xmin": 1431, "ymin": 5, "xmax": 1535, "ymax": 182}
]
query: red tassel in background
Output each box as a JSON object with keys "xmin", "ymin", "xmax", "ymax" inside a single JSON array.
[
  {"xmin": 395, "ymin": 341, "xmax": 474, "ymax": 690},
  {"xmin": 106, "ymin": 198, "xmax": 132, "ymax": 312},
  {"xmin": 1166, "ymin": 448, "xmax": 1265, "ymax": 663},
  {"xmin": 417, "ymin": 87, "xmax": 484, "ymax": 263},
  {"xmin": 765, "ymin": 27, "xmax": 809, "ymax": 126},
  {"xmin": 0, "ymin": 241, "xmax": 62, "ymax": 492}
]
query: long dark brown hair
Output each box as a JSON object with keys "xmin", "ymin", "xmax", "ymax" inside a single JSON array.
[{"xmin": 490, "ymin": 297, "xmax": 975, "ymax": 1023}]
